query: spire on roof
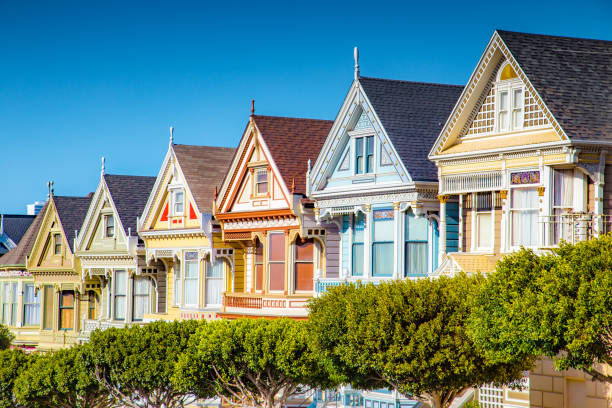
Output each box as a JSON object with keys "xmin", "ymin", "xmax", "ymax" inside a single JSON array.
[
  {"xmin": 101, "ymin": 156, "xmax": 105, "ymax": 177},
  {"xmin": 354, "ymin": 46, "xmax": 360, "ymax": 80},
  {"xmin": 169, "ymin": 126, "xmax": 174, "ymax": 146},
  {"xmin": 47, "ymin": 181, "xmax": 54, "ymax": 198},
  {"xmin": 251, "ymin": 99, "xmax": 255, "ymax": 116}
]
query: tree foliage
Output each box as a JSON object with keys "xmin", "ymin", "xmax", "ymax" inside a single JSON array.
[
  {"xmin": 470, "ymin": 236, "xmax": 612, "ymax": 383},
  {"xmin": 0, "ymin": 325, "xmax": 14, "ymax": 351},
  {"xmin": 0, "ymin": 348, "xmax": 34, "ymax": 408},
  {"xmin": 14, "ymin": 346, "xmax": 111, "ymax": 408},
  {"xmin": 173, "ymin": 318, "xmax": 337, "ymax": 408},
  {"xmin": 82, "ymin": 320, "xmax": 199, "ymax": 408},
  {"xmin": 308, "ymin": 275, "xmax": 533, "ymax": 408}
]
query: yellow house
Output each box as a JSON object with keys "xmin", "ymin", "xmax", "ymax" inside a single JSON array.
[
  {"xmin": 0, "ymin": 204, "xmax": 47, "ymax": 349},
  {"xmin": 26, "ymin": 192, "xmax": 93, "ymax": 349},
  {"xmin": 138, "ymin": 135, "xmax": 237, "ymax": 321},
  {"xmin": 429, "ymin": 30, "xmax": 611, "ymax": 408}
]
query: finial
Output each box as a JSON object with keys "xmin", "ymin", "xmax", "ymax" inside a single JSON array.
[
  {"xmin": 251, "ymin": 99, "xmax": 255, "ymax": 116},
  {"xmin": 101, "ymin": 156, "xmax": 105, "ymax": 177},
  {"xmin": 291, "ymin": 177, "xmax": 295, "ymax": 193},
  {"xmin": 214, "ymin": 186, "xmax": 218, "ymax": 200},
  {"xmin": 169, "ymin": 126, "xmax": 174, "ymax": 146},
  {"xmin": 354, "ymin": 46, "xmax": 360, "ymax": 80},
  {"xmin": 47, "ymin": 181, "xmax": 51, "ymax": 198}
]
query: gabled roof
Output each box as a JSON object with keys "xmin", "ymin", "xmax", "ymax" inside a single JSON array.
[
  {"xmin": 0, "ymin": 214, "xmax": 35, "ymax": 248},
  {"xmin": 0, "ymin": 203, "xmax": 47, "ymax": 266},
  {"xmin": 172, "ymin": 144, "xmax": 236, "ymax": 213},
  {"xmin": 103, "ymin": 174, "xmax": 156, "ymax": 234},
  {"xmin": 359, "ymin": 77, "xmax": 463, "ymax": 182},
  {"xmin": 253, "ymin": 115, "xmax": 333, "ymax": 194},
  {"xmin": 53, "ymin": 195, "xmax": 93, "ymax": 246},
  {"xmin": 497, "ymin": 30, "xmax": 612, "ymax": 141}
]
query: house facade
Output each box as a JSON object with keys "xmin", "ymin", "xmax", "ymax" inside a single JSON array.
[
  {"xmin": 25, "ymin": 193, "xmax": 93, "ymax": 350},
  {"xmin": 138, "ymin": 137, "xmax": 237, "ymax": 321},
  {"xmin": 429, "ymin": 30, "xmax": 611, "ymax": 408},
  {"xmin": 309, "ymin": 58, "xmax": 463, "ymax": 296},
  {"xmin": 214, "ymin": 114, "xmax": 333, "ymax": 319},
  {"xmin": 75, "ymin": 170, "xmax": 156, "ymax": 339}
]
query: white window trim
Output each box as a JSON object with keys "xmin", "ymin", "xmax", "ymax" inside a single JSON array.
[
  {"xmin": 351, "ymin": 133, "xmax": 376, "ymax": 176},
  {"xmin": 267, "ymin": 231, "xmax": 286, "ymax": 293},
  {"xmin": 169, "ymin": 188, "xmax": 185, "ymax": 217},
  {"xmin": 252, "ymin": 167, "xmax": 269, "ymax": 198},
  {"xmin": 495, "ymin": 79, "xmax": 524, "ymax": 133},
  {"xmin": 508, "ymin": 185, "xmax": 540, "ymax": 251},
  {"xmin": 474, "ymin": 192, "xmax": 495, "ymax": 253},
  {"xmin": 182, "ymin": 251, "xmax": 200, "ymax": 308},
  {"xmin": 103, "ymin": 213, "xmax": 115, "ymax": 239},
  {"xmin": 113, "ymin": 270, "xmax": 128, "ymax": 322}
]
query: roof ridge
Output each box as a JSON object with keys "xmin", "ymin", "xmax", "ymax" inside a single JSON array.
[
  {"xmin": 496, "ymin": 29, "xmax": 612, "ymax": 44},
  {"xmin": 253, "ymin": 114, "xmax": 333, "ymax": 123},
  {"xmin": 172, "ymin": 144, "xmax": 235, "ymax": 149},
  {"xmin": 104, "ymin": 174, "xmax": 156, "ymax": 178},
  {"xmin": 359, "ymin": 76, "xmax": 464, "ymax": 88}
]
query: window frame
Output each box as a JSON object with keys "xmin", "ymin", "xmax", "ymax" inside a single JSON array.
[
  {"xmin": 354, "ymin": 135, "xmax": 375, "ymax": 175},
  {"xmin": 104, "ymin": 214, "xmax": 115, "ymax": 238},
  {"xmin": 132, "ymin": 277, "xmax": 150, "ymax": 321},
  {"xmin": 183, "ymin": 251, "xmax": 200, "ymax": 307},
  {"xmin": 294, "ymin": 238, "xmax": 315, "ymax": 292},
  {"xmin": 267, "ymin": 232, "xmax": 286, "ymax": 292},
  {"xmin": 495, "ymin": 64, "xmax": 524, "ymax": 133},
  {"xmin": 113, "ymin": 270, "xmax": 127, "ymax": 321},
  {"xmin": 254, "ymin": 239, "xmax": 264, "ymax": 292},
  {"xmin": 475, "ymin": 192, "xmax": 494, "ymax": 251},
  {"xmin": 509, "ymin": 186, "xmax": 540, "ymax": 249},
  {"xmin": 59, "ymin": 290, "xmax": 75, "ymax": 330},
  {"xmin": 172, "ymin": 189, "xmax": 185, "ymax": 216},
  {"xmin": 404, "ymin": 211, "xmax": 429, "ymax": 277},
  {"xmin": 351, "ymin": 213, "xmax": 365, "ymax": 276},
  {"xmin": 372, "ymin": 209, "xmax": 394, "ymax": 277},
  {"xmin": 23, "ymin": 283, "xmax": 40, "ymax": 326},
  {"xmin": 53, "ymin": 233, "xmax": 62, "ymax": 255},
  {"xmin": 253, "ymin": 168, "xmax": 269, "ymax": 197}
]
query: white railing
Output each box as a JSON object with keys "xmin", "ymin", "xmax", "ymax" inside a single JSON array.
[
  {"xmin": 315, "ymin": 278, "xmax": 348, "ymax": 296},
  {"xmin": 81, "ymin": 319, "xmax": 129, "ymax": 337},
  {"xmin": 440, "ymin": 171, "xmax": 504, "ymax": 194},
  {"xmin": 540, "ymin": 214, "xmax": 612, "ymax": 247}
]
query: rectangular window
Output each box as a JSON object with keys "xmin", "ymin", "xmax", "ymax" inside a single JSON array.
[
  {"xmin": 552, "ymin": 169, "xmax": 574, "ymax": 244},
  {"xmin": 23, "ymin": 283, "xmax": 40, "ymax": 326},
  {"xmin": 114, "ymin": 270, "xmax": 127, "ymax": 320},
  {"xmin": 476, "ymin": 193, "xmax": 493, "ymax": 250},
  {"xmin": 59, "ymin": 291, "xmax": 74, "ymax": 330},
  {"xmin": 498, "ymin": 90, "xmax": 509, "ymax": 131},
  {"xmin": 173, "ymin": 262, "xmax": 181, "ymax": 306},
  {"xmin": 1, "ymin": 283, "xmax": 11, "ymax": 325},
  {"xmin": 354, "ymin": 136, "xmax": 375, "ymax": 175},
  {"xmin": 372, "ymin": 209, "xmax": 394, "ymax": 277},
  {"xmin": 365, "ymin": 136, "xmax": 374, "ymax": 173},
  {"xmin": 255, "ymin": 169, "xmax": 268, "ymax": 196},
  {"xmin": 295, "ymin": 239, "xmax": 314, "ymax": 291},
  {"xmin": 255, "ymin": 240, "xmax": 264, "ymax": 291},
  {"xmin": 54, "ymin": 233, "xmax": 62, "ymax": 255},
  {"xmin": 88, "ymin": 291, "xmax": 98, "ymax": 320},
  {"xmin": 512, "ymin": 88, "xmax": 524, "ymax": 129},
  {"xmin": 511, "ymin": 188, "xmax": 539, "ymax": 247},
  {"xmin": 105, "ymin": 215, "xmax": 114, "ymax": 238},
  {"xmin": 352, "ymin": 213, "xmax": 365, "ymax": 276},
  {"xmin": 183, "ymin": 252, "xmax": 199, "ymax": 306},
  {"xmin": 173, "ymin": 190, "xmax": 184, "ymax": 215},
  {"xmin": 206, "ymin": 260, "xmax": 224, "ymax": 307},
  {"xmin": 132, "ymin": 277, "xmax": 150, "ymax": 321},
  {"xmin": 405, "ymin": 211, "xmax": 428, "ymax": 277},
  {"xmin": 355, "ymin": 138, "xmax": 364, "ymax": 174},
  {"xmin": 43, "ymin": 285, "xmax": 54, "ymax": 330},
  {"xmin": 268, "ymin": 233, "xmax": 285, "ymax": 291}
]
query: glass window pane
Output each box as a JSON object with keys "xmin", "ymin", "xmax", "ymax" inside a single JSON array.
[
  {"xmin": 477, "ymin": 213, "xmax": 492, "ymax": 248},
  {"xmin": 60, "ymin": 308, "xmax": 74, "ymax": 329},
  {"xmin": 185, "ymin": 260, "xmax": 198, "ymax": 279},
  {"xmin": 352, "ymin": 244, "xmax": 364, "ymax": 276},
  {"xmin": 183, "ymin": 278, "xmax": 198, "ymax": 305},
  {"xmin": 500, "ymin": 91, "xmax": 508, "ymax": 110},
  {"xmin": 372, "ymin": 242, "xmax": 393, "ymax": 276},
  {"xmin": 513, "ymin": 88, "xmax": 523, "ymax": 108},
  {"xmin": 405, "ymin": 242, "xmax": 427, "ymax": 276},
  {"xmin": 405, "ymin": 212, "xmax": 428, "ymax": 241},
  {"xmin": 269, "ymin": 233, "xmax": 285, "ymax": 261},
  {"xmin": 133, "ymin": 277, "xmax": 149, "ymax": 295},
  {"xmin": 255, "ymin": 264, "xmax": 263, "ymax": 291},
  {"xmin": 269, "ymin": 263, "xmax": 285, "ymax": 291},
  {"xmin": 43, "ymin": 286, "xmax": 54, "ymax": 330},
  {"xmin": 255, "ymin": 240, "xmax": 264, "ymax": 263},
  {"xmin": 353, "ymin": 213, "xmax": 365, "ymax": 243},
  {"xmin": 554, "ymin": 169, "xmax": 573, "ymax": 207},
  {"xmin": 61, "ymin": 292, "xmax": 74, "ymax": 308},
  {"xmin": 295, "ymin": 239, "xmax": 314, "ymax": 261},
  {"xmin": 114, "ymin": 295, "xmax": 126, "ymax": 320},
  {"xmin": 114, "ymin": 270, "xmax": 127, "ymax": 295},
  {"xmin": 295, "ymin": 263, "xmax": 313, "ymax": 291}
]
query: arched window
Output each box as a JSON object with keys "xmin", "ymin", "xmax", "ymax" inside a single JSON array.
[{"xmin": 496, "ymin": 62, "xmax": 524, "ymax": 132}]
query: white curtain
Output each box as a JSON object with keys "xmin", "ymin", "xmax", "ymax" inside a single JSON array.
[
  {"xmin": 183, "ymin": 260, "xmax": 199, "ymax": 306},
  {"xmin": 114, "ymin": 270, "xmax": 127, "ymax": 320},
  {"xmin": 477, "ymin": 213, "xmax": 492, "ymax": 249},
  {"xmin": 205, "ymin": 260, "xmax": 224, "ymax": 307},
  {"xmin": 132, "ymin": 277, "xmax": 150, "ymax": 321},
  {"xmin": 23, "ymin": 284, "xmax": 40, "ymax": 326},
  {"xmin": 512, "ymin": 189, "xmax": 538, "ymax": 247},
  {"xmin": 1, "ymin": 284, "xmax": 10, "ymax": 324},
  {"xmin": 405, "ymin": 242, "xmax": 427, "ymax": 276}
]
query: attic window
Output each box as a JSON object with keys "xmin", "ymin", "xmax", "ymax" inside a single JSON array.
[
  {"xmin": 104, "ymin": 215, "xmax": 114, "ymax": 238},
  {"xmin": 172, "ymin": 190, "xmax": 185, "ymax": 215},
  {"xmin": 499, "ymin": 64, "xmax": 518, "ymax": 81},
  {"xmin": 496, "ymin": 62, "xmax": 524, "ymax": 132},
  {"xmin": 254, "ymin": 168, "xmax": 268, "ymax": 196},
  {"xmin": 54, "ymin": 234, "xmax": 62, "ymax": 255}
]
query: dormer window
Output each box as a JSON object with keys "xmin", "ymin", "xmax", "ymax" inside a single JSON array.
[
  {"xmin": 496, "ymin": 63, "xmax": 524, "ymax": 132},
  {"xmin": 254, "ymin": 168, "xmax": 268, "ymax": 196},
  {"xmin": 172, "ymin": 190, "xmax": 184, "ymax": 215},
  {"xmin": 355, "ymin": 136, "xmax": 374, "ymax": 175},
  {"xmin": 53, "ymin": 234, "xmax": 62, "ymax": 255},
  {"xmin": 104, "ymin": 215, "xmax": 114, "ymax": 238}
]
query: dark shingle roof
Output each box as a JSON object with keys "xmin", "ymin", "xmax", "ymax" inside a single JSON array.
[
  {"xmin": 172, "ymin": 145, "xmax": 236, "ymax": 213},
  {"xmin": 0, "ymin": 203, "xmax": 47, "ymax": 266},
  {"xmin": 104, "ymin": 174, "xmax": 156, "ymax": 235},
  {"xmin": 498, "ymin": 30, "xmax": 612, "ymax": 141},
  {"xmin": 359, "ymin": 77, "xmax": 463, "ymax": 182},
  {"xmin": 253, "ymin": 115, "xmax": 333, "ymax": 194},
  {"xmin": 53, "ymin": 195, "xmax": 93, "ymax": 249},
  {"xmin": 1, "ymin": 215, "xmax": 35, "ymax": 246}
]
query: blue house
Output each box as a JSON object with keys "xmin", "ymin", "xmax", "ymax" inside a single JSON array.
[{"xmin": 308, "ymin": 49, "xmax": 462, "ymax": 294}]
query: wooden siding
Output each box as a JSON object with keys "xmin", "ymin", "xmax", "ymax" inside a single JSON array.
[
  {"xmin": 462, "ymin": 202, "xmax": 472, "ymax": 252},
  {"xmin": 157, "ymin": 270, "xmax": 167, "ymax": 313},
  {"xmin": 324, "ymin": 222, "xmax": 340, "ymax": 278},
  {"xmin": 494, "ymin": 208, "xmax": 502, "ymax": 254},
  {"xmin": 446, "ymin": 202, "xmax": 459, "ymax": 253},
  {"xmin": 604, "ymin": 165, "xmax": 612, "ymax": 215}
]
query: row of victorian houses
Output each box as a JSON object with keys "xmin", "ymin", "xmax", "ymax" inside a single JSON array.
[{"xmin": 1, "ymin": 30, "xmax": 610, "ymax": 408}]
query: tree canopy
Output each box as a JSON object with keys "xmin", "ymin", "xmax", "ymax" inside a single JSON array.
[
  {"xmin": 0, "ymin": 348, "xmax": 34, "ymax": 408},
  {"xmin": 308, "ymin": 275, "xmax": 533, "ymax": 408},
  {"xmin": 0, "ymin": 325, "xmax": 14, "ymax": 351},
  {"xmin": 173, "ymin": 318, "xmax": 337, "ymax": 408},
  {"xmin": 469, "ymin": 236, "xmax": 612, "ymax": 383},
  {"xmin": 82, "ymin": 320, "xmax": 199, "ymax": 408}
]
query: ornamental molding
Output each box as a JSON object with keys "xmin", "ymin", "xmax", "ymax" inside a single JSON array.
[
  {"xmin": 223, "ymin": 218, "xmax": 299, "ymax": 230},
  {"xmin": 315, "ymin": 192, "xmax": 421, "ymax": 209},
  {"xmin": 0, "ymin": 270, "xmax": 32, "ymax": 277},
  {"xmin": 437, "ymin": 146, "xmax": 566, "ymax": 167},
  {"xmin": 80, "ymin": 257, "xmax": 138, "ymax": 268},
  {"xmin": 139, "ymin": 229, "xmax": 206, "ymax": 240}
]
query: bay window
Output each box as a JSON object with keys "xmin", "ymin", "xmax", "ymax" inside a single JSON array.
[
  {"xmin": 372, "ymin": 209, "xmax": 394, "ymax": 277},
  {"xmin": 475, "ymin": 193, "xmax": 493, "ymax": 250},
  {"xmin": 268, "ymin": 233, "xmax": 285, "ymax": 291},
  {"xmin": 355, "ymin": 136, "xmax": 374, "ymax": 175},
  {"xmin": 511, "ymin": 188, "xmax": 539, "ymax": 247},
  {"xmin": 114, "ymin": 270, "xmax": 127, "ymax": 320},
  {"xmin": 132, "ymin": 277, "xmax": 150, "ymax": 321},
  {"xmin": 552, "ymin": 169, "xmax": 574, "ymax": 244},
  {"xmin": 173, "ymin": 262, "xmax": 181, "ymax": 305},
  {"xmin": 405, "ymin": 211, "xmax": 428, "ymax": 277},
  {"xmin": 23, "ymin": 283, "xmax": 40, "ymax": 326},
  {"xmin": 255, "ymin": 239, "xmax": 264, "ymax": 291},
  {"xmin": 183, "ymin": 252, "xmax": 199, "ymax": 306},
  {"xmin": 42, "ymin": 285, "xmax": 54, "ymax": 330},
  {"xmin": 59, "ymin": 290, "xmax": 74, "ymax": 330},
  {"xmin": 294, "ymin": 238, "xmax": 314, "ymax": 291},
  {"xmin": 352, "ymin": 213, "xmax": 365, "ymax": 276},
  {"xmin": 1, "ymin": 283, "xmax": 17, "ymax": 325},
  {"xmin": 205, "ymin": 260, "xmax": 224, "ymax": 307}
]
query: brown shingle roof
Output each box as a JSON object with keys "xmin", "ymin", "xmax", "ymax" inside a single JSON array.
[
  {"xmin": 253, "ymin": 115, "xmax": 333, "ymax": 194},
  {"xmin": 0, "ymin": 202, "xmax": 48, "ymax": 266},
  {"xmin": 54, "ymin": 195, "xmax": 93, "ymax": 248},
  {"xmin": 172, "ymin": 144, "xmax": 236, "ymax": 213},
  {"xmin": 104, "ymin": 174, "xmax": 156, "ymax": 234}
]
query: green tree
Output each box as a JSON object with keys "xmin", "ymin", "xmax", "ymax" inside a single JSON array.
[
  {"xmin": 470, "ymin": 236, "xmax": 612, "ymax": 383},
  {"xmin": 173, "ymin": 318, "xmax": 337, "ymax": 408},
  {"xmin": 0, "ymin": 325, "xmax": 14, "ymax": 350},
  {"xmin": 308, "ymin": 276, "xmax": 533, "ymax": 408},
  {"xmin": 82, "ymin": 320, "xmax": 198, "ymax": 408},
  {"xmin": 0, "ymin": 348, "xmax": 34, "ymax": 408},
  {"xmin": 14, "ymin": 346, "xmax": 111, "ymax": 408}
]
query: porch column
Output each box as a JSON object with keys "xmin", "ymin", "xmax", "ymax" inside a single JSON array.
[
  {"xmin": 126, "ymin": 270, "xmax": 134, "ymax": 323},
  {"xmin": 245, "ymin": 245, "xmax": 253, "ymax": 293},
  {"xmin": 438, "ymin": 195, "xmax": 449, "ymax": 263},
  {"xmin": 594, "ymin": 151, "xmax": 607, "ymax": 237},
  {"xmin": 363, "ymin": 205, "xmax": 372, "ymax": 278},
  {"xmin": 392, "ymin": 202, "xmax": 401, "ymax": 279}
]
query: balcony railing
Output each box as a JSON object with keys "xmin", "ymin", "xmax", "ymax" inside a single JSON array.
[
  {"xmin": 315, "ymin": 278, "xmax": 348, "ymax": 295},
  {"xmin": 222, "ymin": 293, "xmax": 311, "ymax": 311},
  {"xmin": 540, "ymin": 213, "xmax": 612, "ymax": 246}
]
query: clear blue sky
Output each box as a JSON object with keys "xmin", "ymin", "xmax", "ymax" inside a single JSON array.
[{"xmin": 1, "ymin": 0, "xmax": 610, "ymax": 213}]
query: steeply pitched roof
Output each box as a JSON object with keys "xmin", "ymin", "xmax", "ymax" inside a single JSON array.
[
  {"xmin": 104, "ymin": 174, "xmax": 156, "ymax": 235},
  {"xmin": 0, "ymin": 203, "xmax": 47, "ymax": 266},
  {"xmin": 253, "ymin": 115, "xmax": 333, "ymax": 194},
  {"xmin": 498, "ymin": 30, "xmax": 612, "ymax": 141},
  {"xmin": 53, "ymin": 195, "xmax": 93, "ymax": 248},
  {"xmin": 172, "ymin": 145, "xmax": 236, "ymax": 213},
  {"xmin": 359, "ymin": 77, "xmax": 463, "ymax": 182},
  {"xmin": 1, "ymin": 214, "xmax": 35, "ymax": 246}
]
